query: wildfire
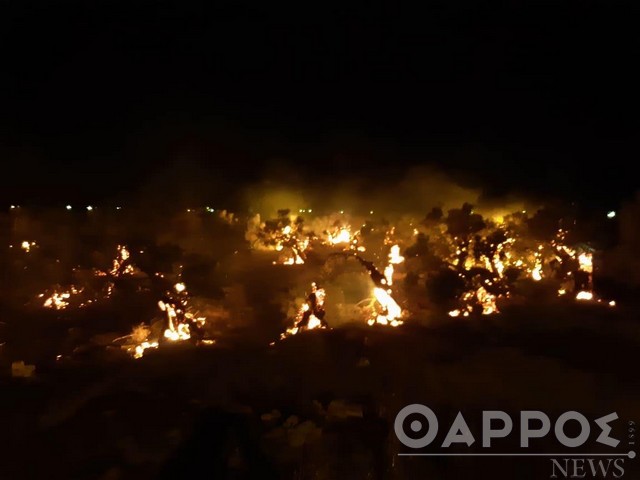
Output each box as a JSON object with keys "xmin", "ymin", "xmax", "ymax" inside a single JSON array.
[
  {"xmin": 247, "ymin": 213, "xmax": 311, "ymax": 265},
  {"xmin": 477, "ymin": 287, "xmax": 498, "ymax": 315},
  {"xmin": 578, "ymin": 253, "xmax": 593, "ymax": 273},
  {"xmin": 531, "ymin": 261, "xmax": 543, "ymax": 281},
  {"xmin": 576, "ymin": 291, "xmax": 594, "ymax": 301},
  {"xmin": 21, "ymin": 241, "xmax": 36, "ymax": 252},
  {"xmin": 123, "ymin": 282, "xmax": 211, "ymax": 358},
  {"xmin": 350, "ymin": 245, "xmax": 405, "ymax": 327},
  {"xmin": 41, "ymin": 287, "xmax": 83, "ymax": 310},
  {"xmin": 327, "ymin": 227, "xmax": 352, "ymax": 245},
  {"xmin": 281, "ymin": 282, "xmax": 328, "ymax": 339},
  {"xmin": 159, "ymin": 282, "xmax": 207, "ymax": 343},
  {"xmin": 388, "ymin": 244, "xmax": 405, "ymax": 265},
  {"xmin": 426, "ymin": 209, "xmax": 608, "ymax": 317},
  {"xmin": 118, "ymin": 324, "xmax": 159, "ymax": 359},
  {"xmin": 368, "ymin": 287, "xmax": 403, "ymax": 327},
  {"xmin": 94, "ymin": 245, "xmax": 136, "ymax": 277},
  {"xmin": 134, "ymin": 341, "xmax": 159, "ymax": 359},
  {"xmin": 324, "ymin": 224, "xmax": 365, "ymax": 253},
  {"xmin": 110, "ymin": 245, "xmax": 134, "ymax": 276},
  {"xmin": 383, "ymin": 244, "xmax": 405, "ymax": 286},
  {"xmin": 24, "ymin": 201, "xmax": 622, "ymax": 363}
]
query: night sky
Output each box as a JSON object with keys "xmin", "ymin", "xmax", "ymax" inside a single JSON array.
[{"xmin": 0, "ymin": 1, "xmax": 637, "ymax": 207}]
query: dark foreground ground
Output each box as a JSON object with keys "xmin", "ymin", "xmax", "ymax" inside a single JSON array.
[{"xmin": 1, "ymin": 303, "xmax": 639, "ymax": 480}]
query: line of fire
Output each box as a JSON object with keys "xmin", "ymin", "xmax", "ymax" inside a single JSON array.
[{"xmin": 1, "ymin": 200, "xmax": 637, "ymax": 478}]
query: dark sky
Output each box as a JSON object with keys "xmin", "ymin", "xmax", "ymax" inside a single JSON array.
[{"xmin": 0, "ymin": 1, "xmax": 637, "ymax": 207}]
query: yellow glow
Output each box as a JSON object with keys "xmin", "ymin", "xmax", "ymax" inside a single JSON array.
[
  {"xmin": 578, "ymin": 253, "xmax": 593, "ymax": 273},
  {"xmin": 134, "ymin": 341, "xmax": 159, "ymax": 359},
  {"xmin": 388, "ymin": 244, "xmax": 404, "ymax": 264},
  {"xmin": 531, "ymin": 265, "xmax": 542, "ymax": 281},
  {"xmin": 281, "ymin": 283, "xmax": 328, "ymax": 339},
  {"xmin": 576, "ymin": 291, "xmax": 593, "ymax": 301},
  {"xmin": 328, "ymin": 228, "xmax": 352, "ymax": 245},
  {"xmin": 372, "ymin": 287, "xmax": 403, "ymax": 326}
]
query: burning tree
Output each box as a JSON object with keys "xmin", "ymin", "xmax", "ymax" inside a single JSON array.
[
  {"xmin": 158, "ymin": 282, "xmax": 206, "ymax": 343},
  {"xmin": 246, "ymin": 210, "xmax": 310, "ymax": 265},
  {"xmin": 403, "ymin": 206, "xmax": 610, "ymax": 317},
  {"xmin": 281, "ymin": 282, "xmax": 328, "ymax": 338}
]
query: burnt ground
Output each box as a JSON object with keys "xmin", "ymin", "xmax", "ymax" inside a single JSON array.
[{"xmin": 1, "ymin": 303, "xmax": 639, "ymax": 480}]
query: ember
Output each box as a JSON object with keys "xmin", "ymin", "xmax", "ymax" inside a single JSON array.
[{"xmin": 41, "ymin": 286, "xmax": 83, "ymax": 310}]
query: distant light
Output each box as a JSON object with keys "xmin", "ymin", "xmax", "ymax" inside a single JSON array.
[
  {"xmin": 86, "ymin": 206, "xmax": 93, "ymax": 211},
  {"xmin": 609, "ymin": 300, "xmax": 616, "ymax": 307},
  {"xmin": 116, "ymin": 206, "xmax": 122, "ymax": 210},
  {"xmin": 607, "ymin": 211, "xmax": 616, "ymax": 219},
  {"xmin": 369, "ymin": 210, "xmax": 374, "ymax": 214},
  {"xmin": 10, "ymin": 205, "xmax": 16, "ymax": 209},
  {"xmin": 340, "ymin": 210, "xmax": 344, "ymax": 214},
  {"xmin": 308, "ymin": 209, "xmax": 312, "ymax": 213},
  {"xmin": 66, "ymin": 205, "xmax": 72, "ymax": 210}
]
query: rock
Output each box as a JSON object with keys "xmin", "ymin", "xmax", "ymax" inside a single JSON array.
[
  {"xmin": 356, "ymin": 357, "xmax": 370, "ymax": 367},
  {"xmin": 312, "ymin": 400, "xmax": 326, "ymax": 416},
  {"xmin": 11, "ymin": 360, "xmax": 35, "ymax": 378},
  {"xmin": 228, "ymin": 404, "xmax": 253, "ymax": 415},
  {"xmin": 260, "ymin": 409, "xmax": 282, "ymax": 423},
  {"xmin": 227, "ymin": 447, "xmax": 244, "ymax": 469},
  {"xmin": 283, "ymin": 415, "xmax": 299, "ymax": 428},
  {"xmin": 165, "ymin": 429, "xmax": 183, "ymax": 447},
  {"xmin": 263, "ymin": 426, "xmax": 286, "ymax": 440},
  {"xmin": 40, "ymin": 379, "xmax": 113, "ymax": 427},
  {"xmin": 90, "ymin": 332, "xmax": 122, "ymax": 346},
  {"xmin": 326, "ymin": 400, "xmax": 363, "ymax": 419},
  {"xmin": 287, "ymin": 420, "xmax": 322, "ymax": 447},
  {"xmin": 99, "ymin": 467, "xmax": 122, "ymax": 480}
]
